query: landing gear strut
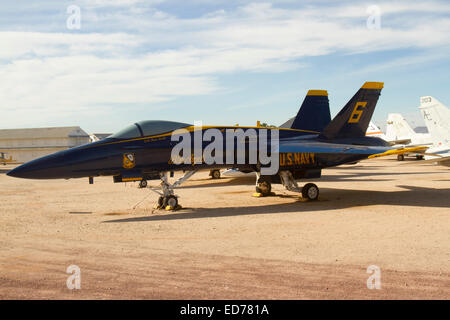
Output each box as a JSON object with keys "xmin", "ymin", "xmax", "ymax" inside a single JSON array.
[
  {"xmin": 148, "ymin": 170, "xmax": 197, "ymax": 210},
  {"xmin": 279, "ymin": 170, "xmax": 319, "ymax": 201}
]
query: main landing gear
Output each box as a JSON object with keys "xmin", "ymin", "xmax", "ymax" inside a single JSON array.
[
  {"xmin": 209, "ymin": 169, "xmax": 221, "ymax": 179},
  {"xmin": 147, "ymin": 170, "xmax": 197, "ymax": 210},
  {"xmin": 138, "ymin": 179, "xmax": 148, "ymax": 188},
  {"xmin": 254, "ymin": 173, "xmax": 273, "ymax": 197},
  {"xmin": 256, "ymin": 170, "xmax": 319, "ymax": 200}
]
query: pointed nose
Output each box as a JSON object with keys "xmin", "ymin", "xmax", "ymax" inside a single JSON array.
[
  {"xmin": 6, "ymin": 151, "xmax": 70, "ymax": 179},
  {"xmin": 7, "ymin": 165, "xmax": 25, "ymax": 178},
  {"xmin": 7, "ymin": 158, "xmax": 51, "ymax": 179}
]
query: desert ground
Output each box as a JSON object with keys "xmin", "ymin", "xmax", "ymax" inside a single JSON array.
[{"xmin": 0, "ymin": 157, "xmax": 449, "ymax": 299}]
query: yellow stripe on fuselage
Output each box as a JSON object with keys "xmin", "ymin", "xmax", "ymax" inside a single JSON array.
[{"xmin": 122, "ymin": 177, "xmax": 142, "ymax": 182}]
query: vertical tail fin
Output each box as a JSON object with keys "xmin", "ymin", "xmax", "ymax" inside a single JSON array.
[
  {"xmin": 385, "ymin": 113, "xmax": 416, "ymax": 141},
  {"xmin": 290, "ymin": 90, "xmax": 331, "ymax": 132},
  {"xmin": 366, "ymin": 121, "xmax": 387, "ymax": 140},
  {"xmin": 319, "ymin": 82, "xmax": 384, "ymax": 140},
  {"xmin": 419, "ymin": 96, "xmax": 450, "ymax": 146}
]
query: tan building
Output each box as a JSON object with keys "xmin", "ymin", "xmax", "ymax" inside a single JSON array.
[{"xmin": 0, "ymin": 127, "xmax": 90, "ymax": 163}]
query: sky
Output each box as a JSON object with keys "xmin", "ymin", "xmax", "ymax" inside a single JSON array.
[{"xmin": 1, "ymin": 0, "xmax": 449, "ymax": 133}]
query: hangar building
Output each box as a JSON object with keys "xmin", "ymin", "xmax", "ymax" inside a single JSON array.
[{"xmin": 0, "ymin": 126, "xmax": 90, "ymax": 163}]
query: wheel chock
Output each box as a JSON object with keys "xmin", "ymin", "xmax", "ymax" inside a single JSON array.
[
  {"xmin": 165, "ymin": 204, "xmax": 182, "ymax": 211},
  {"xmin": 253, "ymin": 192, "xmax": 276, "ymax": 197}
]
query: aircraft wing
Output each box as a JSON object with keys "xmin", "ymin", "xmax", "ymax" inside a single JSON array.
[
  {"xmin": 279, "ymin": 142, "xmax": 430, "ymax": 160},
  {"xmin": 279, "ymin": 141, "xmax": 390, "ymax": 156},
  {"xmin": 367, "ymin": 146, "xmax": 429, "ymax": 158}
]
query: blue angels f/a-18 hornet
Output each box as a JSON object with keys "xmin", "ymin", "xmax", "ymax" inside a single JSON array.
[{"xmin": 8, "ymin": 82, "xmax": 418, "ymax": 210}]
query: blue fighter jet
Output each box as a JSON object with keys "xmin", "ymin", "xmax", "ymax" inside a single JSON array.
[{"xmin": 9, "ymin": 82, "xmax": 406, "ymax": 210}]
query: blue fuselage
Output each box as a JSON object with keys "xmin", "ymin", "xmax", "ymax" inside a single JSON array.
[{"xmin": 7, "ymin": 126, "xmax": 389, "ymax": 180}]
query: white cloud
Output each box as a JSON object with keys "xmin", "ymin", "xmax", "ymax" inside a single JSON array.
[
  {"xmin": 80, "ymin": 0, "xmax": 163, "ymax": 7},
  {"xmin": 1, "ymin": 0, "xmax": 450, "ymax": 127}
]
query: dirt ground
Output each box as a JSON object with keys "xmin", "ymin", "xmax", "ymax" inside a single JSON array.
[{"xmin": 0, "ymin": 157, "xmax": 449, "ymax": 299}]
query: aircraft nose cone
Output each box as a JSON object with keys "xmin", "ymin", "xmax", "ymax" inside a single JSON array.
[
  {"xmin": 7, "ymin": 161, "xmax": 43, "ymax": 179},
  {"xmin": 6, "ymin": 152, "xmax": 69, "ymax": 179},
  {"xmin": 6, "ymin": 166, "xmax": 22, "ymax": 178}
]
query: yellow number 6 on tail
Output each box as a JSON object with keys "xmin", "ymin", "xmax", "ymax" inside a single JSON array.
[{"xmin": 348, "ymin": 101, "xmax": 367, "ymax": 123}]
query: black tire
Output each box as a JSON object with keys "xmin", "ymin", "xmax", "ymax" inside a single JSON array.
[
  {"xmin": 157, "ymin": 196, "xmax": 165, "ymax": 208},
  {"xmin": 302, "ymin": 183, "xmax": 319, "ymax": 201},
  {"xmin": 397, "ymin": 154, "xmax": 405, "ymax": 161},
  {"xmin": 164, "ymin": 195, "xmax": 178, "ymax": 209},
  {"xmin": 256, "ymin": 180, "xmax": 271, "ymax": 196},
  {"xmin": 211, "ymin": 170, "xmax": 221, "ymax": 179},
  {"xmin": 139, "ymin": 179, "xmax": 148, "ymax": 188},
  {"xmin": 416, "ymin": 155, "xmax": 424, "ymax": 160}
]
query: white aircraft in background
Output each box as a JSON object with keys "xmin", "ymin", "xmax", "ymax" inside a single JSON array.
[
  {"xmin": 386, "ymin": 113, "xmax": 431, "ymax": 145},
  {"xmin": 383, "ymin": 113, "xmax": 432, "ymax": 161},
  {"xmin": 419, "ymin": 96, "xmax": 450, "ymax": 166},
  {"xmin": 366, "ymin": 122, "xmax": 388, "ymax": 140},
  {"xmin": 366, "ymin": 120, "xmax": 431, "ymax": 161}
]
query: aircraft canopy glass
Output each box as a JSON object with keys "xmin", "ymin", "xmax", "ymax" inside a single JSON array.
[
  {"xmin": 109, "ymin": 124, "xmax": 141, "ymax": 139},
  {"xmin": 109, "ymin": 120, "xmax": 191, "ymax": 139}
]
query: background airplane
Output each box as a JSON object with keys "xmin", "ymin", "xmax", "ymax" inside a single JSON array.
[
  {"xmin": 366, "ymin": 121, "xmax": 388, "ymax": 140},
  {"xmin": 0, "ymin": 152, "xmax": 15, "ymax": 165},
  {"xmin": 384, "ymin": 113, "xmax": 432, "ymax": 161},
  {"xmin": 419, "ymin": 96, "xmax": 450, "ymax": 166}
]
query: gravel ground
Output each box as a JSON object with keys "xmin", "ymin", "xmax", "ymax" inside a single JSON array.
[{"xmin": 0, "ymin": 157, "xmax": 449, "ymax": 299}]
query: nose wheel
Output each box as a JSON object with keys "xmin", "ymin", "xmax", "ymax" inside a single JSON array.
[
  {"xmin": 149, "ymin": 170, "xmax": 197, "ymax": 211},
  {"xmin": 157, "ymin": 195, "xmax": 179, "ymax": 209}
]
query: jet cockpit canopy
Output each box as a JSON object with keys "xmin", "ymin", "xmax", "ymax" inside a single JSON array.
[{"xmin": 109, "ymin": 120, "xmax": 192, "ymax": 139}]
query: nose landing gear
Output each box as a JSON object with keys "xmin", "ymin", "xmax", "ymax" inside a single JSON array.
[{"xmin": 147, "ymin": 170, "xmax": 197, "ymax": 211}]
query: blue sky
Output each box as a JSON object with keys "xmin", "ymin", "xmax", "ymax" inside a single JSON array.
[{"xmin": 1, "ymin": 0, "xmax": 449, "ymax": 133}]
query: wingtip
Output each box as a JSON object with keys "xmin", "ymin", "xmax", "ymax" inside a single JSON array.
[{"xmin": 362, "ymin": 82, "xmax": 384, "ymax": 89}]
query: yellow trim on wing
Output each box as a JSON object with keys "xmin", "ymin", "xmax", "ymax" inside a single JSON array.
[{"xmin": 368, "ymin": 146, "xmax": 428, "ymax": 159}]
